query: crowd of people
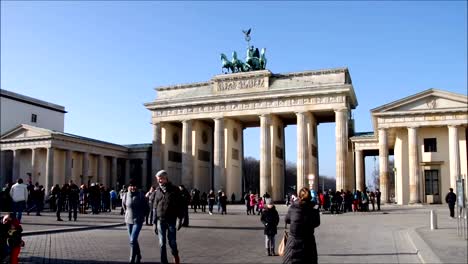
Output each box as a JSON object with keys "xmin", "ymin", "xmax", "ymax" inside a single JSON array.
[
  {"xmin": 311, "ymin": 188, "xmax": 382, "ymax": 214},
  {"xmin": 0, "ymin": 173, "xmax": 460, "ymax": 264}
]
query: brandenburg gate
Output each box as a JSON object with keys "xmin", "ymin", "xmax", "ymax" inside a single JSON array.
[{"xmin": 145, "ymin": 68, "xmax": 357, "ymax": 201}]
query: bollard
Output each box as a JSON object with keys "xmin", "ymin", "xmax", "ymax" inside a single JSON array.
[{"xmin": 430, "ymin": 209, "xmax": 438, "ymax": 230}]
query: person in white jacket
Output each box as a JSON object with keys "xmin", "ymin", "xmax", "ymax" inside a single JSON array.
[{"xmin": 9, "ymin": 178, "xmax": 28, "ymax": 222}]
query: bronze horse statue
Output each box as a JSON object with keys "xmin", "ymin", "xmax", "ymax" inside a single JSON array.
[
  {"xmin": 220, "ymin": 53, "xmax": 234, "ymax": 73},
  {"xmin": 231, "ymin": 51, "xmax": 246, "ymax": 73}
]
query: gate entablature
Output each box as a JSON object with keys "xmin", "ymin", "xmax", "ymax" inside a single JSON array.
[{"xmin": 145, "ymin": 68, "xmax": 357, "ymax": 123}]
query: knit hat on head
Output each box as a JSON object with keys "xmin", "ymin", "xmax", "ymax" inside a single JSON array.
[{"xmin": 155, "ymin": 170, "xmax": 168, "ymax": 178}]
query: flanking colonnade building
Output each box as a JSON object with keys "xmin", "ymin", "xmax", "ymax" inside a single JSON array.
[
  {"xmin": 1, "ymin": 68, "xmax": 467, "ymax": 204},
  {"xmin": 0, "ymin": 89, "xmax": 151, "ymax": 192}
]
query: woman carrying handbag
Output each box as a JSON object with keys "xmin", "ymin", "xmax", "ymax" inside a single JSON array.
[{"xmin": 282, "ymin": 187, "xmax": 321, "ymax": 264}]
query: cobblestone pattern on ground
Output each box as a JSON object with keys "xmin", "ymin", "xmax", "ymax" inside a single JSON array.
[{"xmin": 13, "ymin": 204, "xmax": 468, "ymax": 263}]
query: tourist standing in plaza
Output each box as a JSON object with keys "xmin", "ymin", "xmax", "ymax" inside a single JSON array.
[
  {"xmin": 249, "ymin": 192, "xmax": 257, "ymax": 215},
  {"xmin": 9, "ymin": 178, "xmax": 28, "ymax": 223},
  {"xmin": 220, "ymin": 191, "xmax": 228, "ymax": 215},
  {"xmin": 260, "ymin": 199, "xmax": 279, "ymax": 256},
  {"xmin": 200, "ymin": 191, "xmax": 207, "ymax": 213},
  {"xmin": 55, "ymin": 184, "xmax": 64, "ymax": 221},
  {"xmin": 283, "ymin": 187, "xmax": 321, "ymax": 264},
  {"xmin": 208, "ymin": 190, "xmax": 216, "ymax": 215},
  {"xmin": 122, "ymin": 180, "xmax": 148, "ymax": 264},
  {"xmin": 120, "ymin": 185, "xmax": 127, "ymax": 215},
  {"xmin": 244, "ymin": 192, "xmax": 251, "ymax": 214},
  {"xmin": 145, "ymin": 186, "xmax": 156, "ymax": 225},
  {"xmin": 152, "ymin": 170, "xmax": 184, "ymax": 264},
  {"xmin": 68, "ymin": 180, "xmax": 79, "ymax": 221},
  {"xmin": 179, "ymin": 185, "xmax": 191, "ymax": 227},
  {"xmin": 376, "ymin": 188, "xmax": 381, "ymax": 210},
  {"xmin": 445, "ymin": 188, "xmax": 457, "ymax": 218}
]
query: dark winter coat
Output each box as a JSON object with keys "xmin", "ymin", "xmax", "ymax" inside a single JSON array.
[
  {"xmin": 260, "ymin": 205, "xmax": 279, "ymax": 236},
  {"xmin": 445, "ymin": 192, "xmax": 456, "ymax": 205},
  {"xmin": 283, "ymin": 201, "xmax": 320, "ymax": 264},
  {"xmin": 152, "ymin": 182, "xmax": 184, "ymax": 223}
]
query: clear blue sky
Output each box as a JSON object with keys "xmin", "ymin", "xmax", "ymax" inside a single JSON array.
[{"xmin": 2, "ymin": 1, "xmax": 467, "ymax": 179}]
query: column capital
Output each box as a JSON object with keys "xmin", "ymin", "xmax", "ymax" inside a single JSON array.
[
  {"xmin": 213, "ymin": 117, "xmax": 224, "ymax": 121},
  {"xmin": 181, "ymin": 119, "xmax": 193, "ymax": 124},
  {"xmin": 334, "ymin": 108, "xmax": 348, "ymax": 113},
  {"xmin": 259, "ymin": 114, "xmax": 272, "ymax": 123},
  {"xmin": 448, "ymin": 124, "xmax": 459, "ymax": 129},
  {"xmin": 407, "ymin": 126, "xmax": 419, "ymax": 130},
  {"xmin": 295, "ymin": 111, "xmax": 307, "ymax": 116}
]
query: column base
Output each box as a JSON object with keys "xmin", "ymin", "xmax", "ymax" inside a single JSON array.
[{"xmin": 408, "ymin": 201, "xmax": 423, "ymax": 206}]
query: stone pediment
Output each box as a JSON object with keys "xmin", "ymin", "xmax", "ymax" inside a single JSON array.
[
  {"xmin": 371, "ymin": 89, "xmax": 467, "ymax": 113},
  {"xmin": 1, "ymin": 124, "xmax": 52, "ymax": 140}
]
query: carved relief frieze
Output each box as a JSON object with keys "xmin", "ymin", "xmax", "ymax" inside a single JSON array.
[
  {"xmin": 154, "ymin": 95, "xmax": 346, "ymax": 118},
  {"xmin": 376, "ymin": 113, "xmax": 468, "ymax": 128}
]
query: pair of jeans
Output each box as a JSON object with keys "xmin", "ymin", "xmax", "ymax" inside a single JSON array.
[
  {"xmin": 265, "ymin": 234, "xmax": 275, "ymax": 249},
  {"xmin": 157, "ymin": 219, "xmax": 178, "ymax": 264},
  {"xmin": 12, "ymin": 201, "xmax": 26, "ymax": 222},
  {"xmin": 127, "ymin": 222, "xmax": 143, "ymax": 263},
  {"xmin": 68, "ymin": 201, "xmax": 78, "ymax": 221}
]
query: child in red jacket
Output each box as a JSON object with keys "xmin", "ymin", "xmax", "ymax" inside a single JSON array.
[{"xmin": 3, "ymin": 213, "xmax": 25, "ymax": 264}]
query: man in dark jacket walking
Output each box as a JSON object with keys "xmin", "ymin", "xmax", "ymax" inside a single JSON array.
[
  {"xmin": 445, "ymin": 188, "xmax": 457, "ymax": 218},
  {"xmin": 152, "ymin": 170, "xmax": 184, "ymax": 264}
]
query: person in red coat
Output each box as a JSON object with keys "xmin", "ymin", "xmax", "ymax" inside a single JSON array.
[{"xmin": 2, "ymin": 213, "xmax": 24, "ymax": 264}]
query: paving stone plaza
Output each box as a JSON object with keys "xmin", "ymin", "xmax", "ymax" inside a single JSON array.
[{"xmin": 16, "ymin": 204, "xmax": 467, "ymax": 264}]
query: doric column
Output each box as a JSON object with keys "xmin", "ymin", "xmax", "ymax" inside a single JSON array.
[
  {"xmin": 182, "ymin": 120, "xmax": 193, "ymax": 188},
  {"xmin": 141, "ymin": 158, "xmax": 148, "ymax": 190},
  {"xmin": 12, "ymin": 149, "xmax": 20, "ymax": 181},
  {"xmin": 408, "ymin": 127, "xmax": 421, "ymax": 203},
  {"xmin": 82, "ymin": 152, "xmax": 89, "ymax": 184},
  {"xmin": 213, "ymin": 118, "xmax": 225, "ymax": 191},
  {"xmin": 335, "ymin": 109, "xmax": 348, "ymax": 191},
  {"xmin": 151, "ymin": 122, "xmax": 162, "ymax": 177},
  {"xmin": 111, "ymin": 157, "xmax": 117, "ymax": 188},
  {"xmin": 305, "ymin": 113, "xmax": 316, "ymax": 190},
  {"xmin": 355, "ymin": 149, "xmax": 365, "ymax": 191},
  {"xmin": 448, "ymin": 125, "xmax": 460, "ymax": 189},
  {"xmin": 65, "ymin": 150, "xmax": 72, "ymax": 181},
  {"xmin": 125, "ymin": 159, "xmax": 131, "ymax": 186},
  {"xmin": 45, "ymin": 148, "xmax": 54, "ymax": 195},
  {"xmin": 379, "ymin": 128, "xmax": 390, "ymax": 203},
  {"xmin": 296, "ymin": 112, "xmax": 308, "ymax": 190},
  {"xmin": 31, "ymin": 148, "xmax": 38, "ymax": 182},
  {"xmin": 98, "ymin": 155, "xmax": 105, "ymax": 184},
  {"xmin": 260, "ymin": 114, "xmax": 272, "ymax": 196}
]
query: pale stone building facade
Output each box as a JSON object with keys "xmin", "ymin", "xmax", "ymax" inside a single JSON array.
[
  {"xmin": 145, "ymin": 68, "xmax": 358, "ymax": 201},
  {"xmin": 1, "ymin": 89, "xmax": 66, "ymax": 134},
  {"xmin": 351, "ymin": 89, "xmax": 468, "ymax": 204},
  {"xmin": 2, "ymin": 71, "xmax": 466, "ymax": 205}
]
